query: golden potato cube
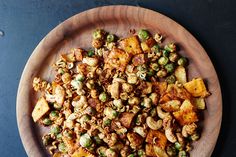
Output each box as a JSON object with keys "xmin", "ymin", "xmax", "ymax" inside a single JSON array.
[
  {"xmin": 183, "ymin": 78, "xmax": 210, "ymax": 97},
  {"xmin": 146, "ymin": 130, "xmax": 167, "ymax": 149},
  {"xmin": 152, "ymin": 82, "xmax": 167, "ymax": 95},
  {"xmin": 119, "ymin": 112, "xmax": 135, "ymax": 128},
  {"xmin": 160, "ymin": 100, "xmax": 181, "ymax": 112},
  {"xmin": 127, "ymin": 132, "xmax": 144, "ymax": 149},
  {"xmin": 105, "ymin": 48, "xmax": 131, "ymax": 72},
  {"xmin": 174, "ymin": 66, "xmax": 187, "ymax": 84},
  {"xmin": 32, "ymin": 97, "xmax": 50, "ymax": 122},
  {"xmin": 119, "ymin": 36, "xmax": 142, "ymax": 55},
  {"xmin": 173, "ymin": 99, "xmax": 198, "ymax": 126},
  {"xmin": 72, "ymin": 147, "xmax": 95, "ymax": 157},
  {"xmin": 193, "ymin": 97, "xmax": 206, "ymax": 110},
  {"xmin": 145, "ymin": 144, "xmax": 156, "ymax": 156}
]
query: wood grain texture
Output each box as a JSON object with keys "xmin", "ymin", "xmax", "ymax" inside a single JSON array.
[{"xmin": 16, "ymin": 5, "xmax": 222, "ymax": 157}]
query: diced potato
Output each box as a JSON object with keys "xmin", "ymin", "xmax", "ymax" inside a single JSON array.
[
  {"xmin": 183, "ymin": 78, "xmax": 210, "ymax": 97},
  {"xmin": 165, "ymin": 84, "xmax": 192, "ymax": 100},
  {"xmin": 119, "ymin": 36, "xmax": 143, "ymax": 55},
  {"xmin": 72, "ymin": 147, "xmax": 95, "ymax": 157},
  {"xmin": 193, "ymin": 97, "xmax": 206, "ymax": 110},
  {"xmin": 173, "ymin": 99, "xmax": 198, "ymax": 126},
  {"xmin": 127, "ymin": 132, "xmax": 144, "ymax": 149},
  {"xmin": 145, "ymin": 144, "xmax": 156, "ymax": 156},
  {"xmin": 159, "ymin": 93, "xmax": 171, "ymax": 104},
  {"xmin": 152, "ymin": 82, "xmax": 167, "ymax": 95},
  {"xmin": 32, "ymin": 97, "xmax": 50, "ymax": 122},
  {"xmin": 174, "ymin": 66, "xmax": 187, "ymax": 84},
  {"xmin": 104, "ymin": 48, "xmax": 131, "ymax": 72},
  {"xmin": 160, "ymin": 100, "xmax": 181, "ymax": 112},
  {"xmin": 146, "ymin": 130, "xmax": 167, "ymax": 149},
  {"xmin": 153, "ymin": 145, "xmax": 168, "ymax": 157},
  {"xmin": 119, "ymin": 112, "xmax": 135, "ymax": 128}
]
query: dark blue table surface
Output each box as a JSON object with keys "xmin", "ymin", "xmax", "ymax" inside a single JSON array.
[{"xmin": 1, "ymin": 0, "xmax": 236, "ymax": 156}]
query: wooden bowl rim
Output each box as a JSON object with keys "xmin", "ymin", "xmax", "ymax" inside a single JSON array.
[{"xmin": 16, "ymin": 5, "xmax": 222, "ymax": 157}]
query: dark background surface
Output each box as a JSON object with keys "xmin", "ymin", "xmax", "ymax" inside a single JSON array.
[{"xmin": 0, "ymin": 0, "xmax": 235, "ymax": 156}]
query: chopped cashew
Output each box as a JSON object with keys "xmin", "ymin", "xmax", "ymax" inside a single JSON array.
[
  {"xmin": 146, "ymin": 117, "xmax": 162, "ymax": 130},
  {"xmin": 165, "ymin": 128, "xmax": 177, "ymax": 143},
  {"xmin": 156, "ymin": 106, "xmax": 170, "ymax": 119}
]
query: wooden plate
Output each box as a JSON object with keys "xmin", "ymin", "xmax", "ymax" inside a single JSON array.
[{"xmin": 16, "ymin": 5, "xmax": 222, "ymax": 157}]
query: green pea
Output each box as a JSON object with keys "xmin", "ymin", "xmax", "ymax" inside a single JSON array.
[
  {"xmin": 166, "ymin": 146, "xmax": 177, "ymax": 156},
  {"xmin": 175, "ymin": 142, "xmax": 182, "ymax": 151},
  {"xmin": 150, "ymin": 63, "xmax": 159, "ymax": 71},
  {"xmin": 177, "ymin": 57, "xmax": 188, "ymax": 66},
  {"xmin": 50, "ymin": 111, "xmax": 59, "ymax": 118},
  {"xmin": 56, "ymin": 133, "xmax": 62, "ymax": 140},
  {"xmin": 128, "ymin": 154, "xmax": 135, "ymax": 157},
  {"xmin": 156, "ymin": 69, "xmax": 167, "ymax": 78},
  {"xmin": 87, "ymin": 49, "xmax": 95, "ymax": 57},
  {"xmin": 165, "ymin": 63, "xmax": 175, "ymax": 73},
  {"xmin": 80, "ymin": 114, "xmax": 91, "ymax": 124},
  {"xmin": 162, "ymin": 50, "xmax": 170, "ymax": 57},
  {"xmin": 138, "ymin": 29, "xmax": 150, "ymax": 41},
  {"xmin": 99, "ymin": 92, "xmax": 108, "ymax": 102},
  {"xmin": 103, "ymin": 119, "xmax": 111, "ymax": 126},
  {"xmin": 164, "ymin": 43, "xmax": 177, "ymax": 52},
  {"xmin": 138, "ymin": 150, "xmax": 145, "ymax": 156},
  {"xmin": 80, "ymin": 133, "xmax": 92, "ymax": 148},
  {"xmin": 169, "ymin": 52, "xmax": 179, "ymax": 62},
  {"xmin": 76, "ymin": 73, "xmax": 85, "ymax": 81},
  {"xmin": 106, "ymin": 34, "xmax": 115, "ymax": 42},
  {"xmin": 178, "ymin": 150, "xmax": 187, "ymax": 157},
  {"xmin": 158, "ymin": 57, "xmax": 169, "ymax": 65},
  {"xmin": 112, "ymin": 111, "xmax": 118, "ymax": 118},
  {"xmin": 49, "ymin": 111, "xmax": 59, "ymax": 121},
  {"xmin": 58, "ymin": 143, "xmax": 67, "ymax": 153},
  {"xmin": 93, "ymin": 136, "xmax": 103, "ymax": 145},
  {"xmin": 50, "ymin": 125, "xmax": 61, "ymax": 135},
  {"xmin": 42, "ymin": 118, "xmax": 52, "ymax": 126},
  {"xmin": 165, "ymin": 75, "xmax": 176, "ymax": 84},
  {"xmin": 93, "ymin": 29, "xmax": 105, "ymax": 40}
]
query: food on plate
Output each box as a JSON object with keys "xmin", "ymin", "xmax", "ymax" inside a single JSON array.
[{"xmin": 32, "ymin": 29, "xmax": 210, "ymax": 157}]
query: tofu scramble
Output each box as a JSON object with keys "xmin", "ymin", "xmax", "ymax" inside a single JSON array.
[{"xmin": 32, "ymin": 29, "xmax": 210, "ymax": 157}]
